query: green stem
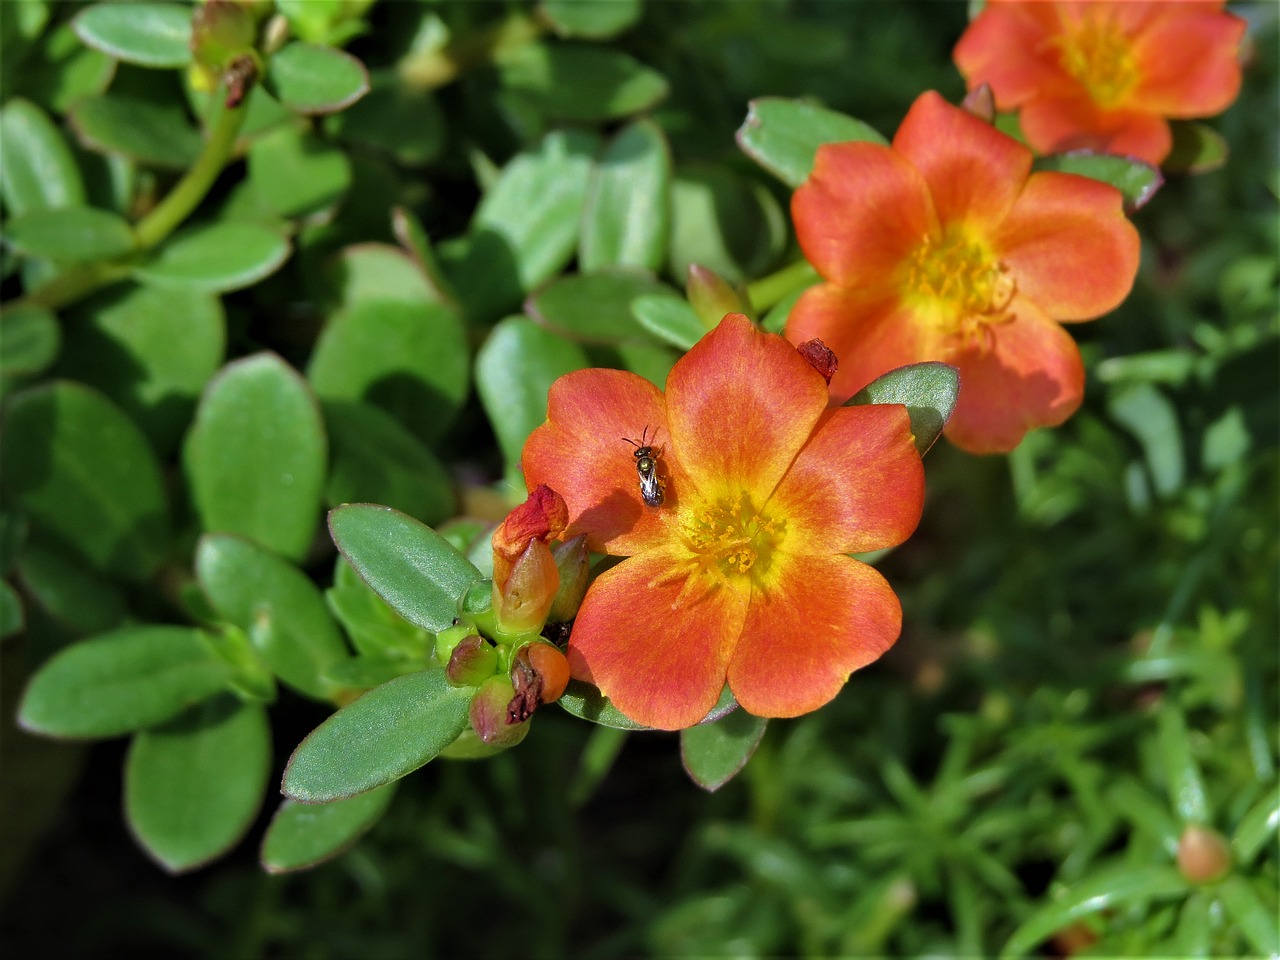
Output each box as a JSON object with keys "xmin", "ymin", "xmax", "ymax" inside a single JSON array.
[{"xmin": 747, "ymin": 259, "xmax": 820, "ymax": 313}]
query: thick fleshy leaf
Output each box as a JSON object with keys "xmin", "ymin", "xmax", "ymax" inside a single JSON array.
[
  {"xmin": 499, "ymin": 43, "xmax": 667, "ymax": 122},
  {"xmin": 1108, "ymin": 383, "xmax": 1183, "ymax": 498},
  {"xmin": 73, "ymin": 3, "xmax": 193, "ymax": 68},
  {"xmin": 125, "ymin": 697, "xmax": 270, "ymax": 873},
  {"xmin": 265, "ymin": 42, "xmax": 370, "ymax": 116},
  {"xmin": 322, "ymin": 400, "xmax": 455, "ymax": 524},
  {"xmin": 184, "ymin": 353, "xmax": 326, "ymax": 562},
  {"xmin": 846, "ymin": 362, "xmax": 960, "ymax": 456},
  {"xmin": 390, "ymin": 207, "xmax": 459, "ymax": 306},
  {"xmin": 1219, "ymin": 875, "xmax": 1280, "ymax": 957},
  {"xmin": 1164, "ymin": 121, "xmax": 1229, "ymax": 175},
  {"xmin": 4, "ymin": 206, "xmax": 135, "ymax": 262},
  {"xmin": 17, "ymin": 626, "xmax": 231, "ymax": 739},
  {"xmin": 282, "ymin": 669, "xmax": 472, "ymax": 802},
  {"xmin": 1231, "ymin": 787, "xmax": 1280, "ymax": 866},
  {"xmin": 559, "ymin": 680, "xmax": 738, "ymax": 731},
  {"xmin": 998, "ymin": 865, "xmax": 1188, "ymax": 960},
  {"xmin": 0, "ymin": 304, "xmax": 60, "ymax": 378},
  {"xmin": 540, "ymin": 0, "xmax": 641, "ymax": 39},
  {"xmin": 0, "ymin": 98, "xmax": 86, "ymax": 215},
  {"xmin": 630, "ymin": 294, "xmax": 705, "ymax": 351},
  {"xmin": 247, "ymin": 125, "xmax": 352, "ymax": 219},
  {"xmin": 443, "ymin": 129, "xmax": 598, "ymax": 322},
  {"xmin": 475, "ymin": 317, "xmax": 589, "ymax": 490},
  {"xmin": 668, "ymin": 168, "xmax": 786, "ymax": 284},
  {"xmin": 330, "ymin": 71, "xmax": 445, "ymax": 167},
  {"xmin": 70, "ymin": 91, "xmax": 202, "ymax": 169},
  {"xmin": 16, "ymin": 540, "xmax": 127, "ymax": 635},
  {"xmin": 1034, "ymin": 151, "xmax": 1162, "ymax": 211},
  {"xmin": 1, "ymin": 382, "xmax": 168, "ymax": 578},
  {"xmin": 20, "ymin": 22, "xmax": 117, "ymax": 115},
  {"xmin": 0, "ymin": 581, "xmax": 22, "ymax": 639},
  {"xmin": 328, "ymin": 505, "xmax": 480, "ymax": 634},
  {"xmin": 320, "ymin": 242, "xmax": 443, "ymax": 308},
  {"xmin": 736, "ymin": 97, "xmax": 887, "ymax": 188},
  {"xmin": 307, "ymin": 299, "xmax": 468, "ymax": 445},
  {"xmin": 261, "ymin": 783, "xmax": 397, "ymax": 874},
  {"xmin": 526, "ymin": 270, "xmax": 675, "ymax": 345},
  {"xmin": 728, "ymin": 554, "xmax": 900, "ymax": 718},
  {"xmin": 680, "ymin": 708, "xmax": 767, "ymax": 792},
  {"xmin": 325, "ymin": 556, "xmax": 432, "ymax": 662},
  {"xmin": 56, "ymin": 284, "xmax": 225, "ymax": 455},
  {"xmin": 196, "ymin": 535, "xmax": 349, "ymax": 702},
  {"xmin": 580, "ymin": 119, "xmax": 670, "ymax": 272},
  {"xmin": 133, "ymin": 221, "xmax": 290, "ymax": 293}
]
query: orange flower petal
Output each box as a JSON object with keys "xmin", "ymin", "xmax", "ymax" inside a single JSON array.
[
  {"xmin": 792, "ymin": 141, "xmax": 934, "ymax": 290},
  {"xmin": 566, "ymin": 546, "xmax": 749, "ymax": 730},
  {"xmin": 522, "ymin": 368, "xmax": 683, "ymax": 555},
  {"xmin": 893, "ymin": 90, "xmax": 1033, "ymax": 229},
  {"xmin": 1018, "ymin": 95, "xmax": 1172, "ymax": 164},
  {"xmin": 728, "ymin": 554, "xmax": 900, "ymax": 718},
  {"xmin": 786, "ymin": 284, "xmax": 939, "ymax": 405},
  {"xmin": 954, "ymin": 2, "xmax": 1075, "ymax": 107},
  {"xmin": 666, "ymin": 314, "xmax": 829, "ymax": 503},
  {"xmin": 1131, "ymin": 8, "xmax": 1244, "ymax": 116},
  {"xmin": 767, "ymin": 405, "xmax": 924, "ymax": 556},
  {"xmin": 997, "ymin": 170, "xmax": 1139, "ymax": 322},
  {"xmin": 944, "ymin": 297, "xmax": 1084, "ymax": 453}
]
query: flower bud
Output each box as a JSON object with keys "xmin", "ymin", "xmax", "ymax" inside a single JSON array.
[
  {"xmin": 192, "ymin": 1, "xmax": 257, "ymax": 75},
  {"xmin": 434, "ymin": 623, "xmax": 476, "ymax": 665},
  {"xmin": 796, "ymin": 338, "xmax": 838, "ymax": 384},
  {"xmin": 548, "ymin": 535, "xmax": 589, "ymax": 623},
  {"xmin": 469, "ymin": 675, "xmax": 530, "ymax": 747},
  {"xmin": 445, "ymin": 634, "xmax": 498, "ymax": 688},
  {"xmin": 687, "ymin": 265, "xmax": 752, "ymax": 328},
  {"xmin": 961, "ymin": 83, "xmax": 996, "ymax": 124},
  {"xmin": 457, "ymin": 579, "xmax": 496, "ymax": 635},
  {"xmin": 491, "ymin": 486, "xmax": 569, "ymax": 635},
  {"xmin": 524, "ymin": 642, "xmax": 570, "ymax": 704},
  {"xmin": 1176, "ymin": 824, "xmax": 1231, "ymax": 884}
]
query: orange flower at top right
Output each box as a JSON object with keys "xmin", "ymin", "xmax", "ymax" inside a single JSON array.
[{"xmin": 954, "ymin": 0, "xmax": 1246, "ymax": 165}]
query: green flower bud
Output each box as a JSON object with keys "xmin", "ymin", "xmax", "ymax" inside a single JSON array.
[
  {"xmin": 548, "ymin": 535, "xmax": 589, "ymax": 623},
  {"xmin": 468, "ymin": 675, "xmax": 530, "ymax": 748},
  {"xmin": 445, "ymin": 634, "xmax": 499, "ymax": 688},
  {"xmin": 434, "ymin": 623, "xmax": 477, "ymax": 665},
  {"xmin": 686, "ymin": 264, "xmax": 752, "ymax": 328}
]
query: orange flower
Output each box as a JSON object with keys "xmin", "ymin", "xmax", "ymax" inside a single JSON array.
[
  {"xmin": 787, "ymin": 90, "xmax": 1140, "ymax": 453},
  {"xmin": 954, "ymin": 1, "xmax": 1245, "ymax": 164},
  {"xmin": 523, "ymin": 314, "xmax": 924, "ymax": 730},
  {"xmin": 491, "ymin": 485, "xmax": 568, "ymax": 634}
]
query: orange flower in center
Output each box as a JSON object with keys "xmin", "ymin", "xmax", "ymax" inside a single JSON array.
[
  {"xmin": 954, "ymin": 1, "xmax": 1246, "ymax": 164},
  {"xmin": 523, "ymin": 314, "xmax": 925, "ymax": 730}
]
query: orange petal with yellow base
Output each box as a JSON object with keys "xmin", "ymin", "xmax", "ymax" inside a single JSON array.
[
  {"xmin": 728, "ymin": 553, "xmax": 901, "ymax": 718},
  {"xmin": 566, "ymin": 545, "xmax": 750, "ymax": 730}
]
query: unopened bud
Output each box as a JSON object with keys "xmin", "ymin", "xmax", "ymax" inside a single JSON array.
[
  {"xmin": 445, "ymin": 634, "xmax": 498, "ymax": 687},
  {"xmin": 796, "ymin": 338, "xmax": 838, "ymax": 384},
  {"xmin": 491, "ymin": 486, "xmax": 568, "ymax": 635},
  {"xmin": 469, "ymin": 675, "xmax": 530, "ymax": 747},
  {"xmin": 961, "ymin": 84, "xmax": 996, "ymax": 124},
  {"xmin": 548, "ymin": 535, "xmax": 589, "ymax": 623},
  {"xmin": 525, "ymin": 642, "xmax": 570, "ymax": 704},
  {"xmin": 687, "ymin": 266, "xmax": 752, "ymax": 327},
  {"xmin": 458, "ymin": 579, "xmax": 496, "ymax": 635},
  {"xmin": 1177, "ymin": 824, "xmax": 1231, "ymax": 884},
  {"xmin": 435, "ymin": 623, "xmax": 475, "ymax": 664}
]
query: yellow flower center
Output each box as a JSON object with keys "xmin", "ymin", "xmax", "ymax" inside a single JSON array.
[
  {"xmin": 680, "ymin": 491, "xmax": 786, "ymax": 587},
  {"xmin": 901, "ymin": 226, "xmax": 1016, "ymax": 350},
  {"xmin": 1055, "ymin": 15, "xmax": 1139, "ymax": 110}
]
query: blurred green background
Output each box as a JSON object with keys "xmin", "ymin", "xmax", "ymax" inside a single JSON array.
[{"xmin": 1, "ymin": 1, "xmax": 1276, "ymax": 956}]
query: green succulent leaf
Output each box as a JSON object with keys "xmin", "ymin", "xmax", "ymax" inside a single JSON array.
[
  {"xmin": 261, "ymin": 783, "xmax": 397, "ymax": 874},
  {"xmin": 680, "ymin": 709, "xmax": 768, "ymax": 792},
  {"xmin": 1164, "ymin": 120, "xmax": 1229, "ymax": 175},
  {"xmin": 630, "ymin": 294, "xmax": 705, "ymax": 351},
  {"xmin": 846, "ymin": 362, "xmax": 960, "ymax": 456},
  {"xmin": 70, "ymin": 90, "xmax": 203, "ymax": 169},
  {"xmin": 15, "ymin": 540, "xmax": 127, "ymax": 635},
  {"xmin": 1034, "ymin": 151, "xmax": 1163, "ymax": 211},
  {"xmin": 580, "ymin": 119, "xmax": 671, "ymax": 273},
  {"xmin": 125, "ymin": 697, "xmax": 270, "ymax": 873},
  {"xmin": 540, "ymin": 0, "xmax": 642, "ymax": 39},
  {"xmin": 282, "ymin": 669, "xmax": 472, "ymax": 802},
  {"xmin": 17, "ymin": 626, "xmax": 232, "ymax": 739},
  {"xmin": 736, "ymin": 97, "xmax": 888, "ymax": 188},
  {"xmin": 526, "ymin": 270, "xmax": 676, "ymax": 345},
  {"xmin": 499, "ymin": 43, "xmax": 668, "ymax": 122},
  {"xmin": 4, "ymin": 206, "xmax": 136, "ymax": 262},
  {"xmin": 0, "ymin": 98, "xmax": 86, "ymax": 215},
  {"xmin": 0, "ymin": 304, "xmax": 61, "ymax": 378},
  {"xmin": 247, "ymin": 125, "xmax": 353, "ymax": 220},
  {"xmin": 265, "ymin": 42, "xmax": 370, "ymax": 116},
  {"xmin": 133, "ymin": 221, "xmax": 291, "ymax": 293},
  {"xmin": 73, "ymin": 3, "xmax": 193, "ymax": 68}
]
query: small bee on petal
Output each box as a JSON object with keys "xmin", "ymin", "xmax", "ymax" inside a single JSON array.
[{"xmin": 622, "ymin": 426, "xmax": 666, "ymax": 508}]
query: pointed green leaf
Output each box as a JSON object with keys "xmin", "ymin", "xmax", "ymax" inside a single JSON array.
[
  {"xmin": 667, "ymin": 168, "xmax": 786, "ymax": 283},
  {"xmin": 265, "ymin": 42, "xmax": 370, "ymax": 116},
  {"xmin": 499, "ymin": 42, "xmax": 667, "ymax": 122},
  {"xmin": 736, "ymin": 97, "xmax": 888, "ymax": 188},
  {"xmin": 328, "ymin": 504, "xmax": 480, "ymax": 634},
  {"xmin": 0, "ymin": 98, "xmax": 86, "ymax": 215},
  {"xmin": 1108, "ymin": 383, "xmax": 1183, "ymax": 497},
  {"xmin": 1, "ymin": 382, "xmax": 168, "ymax": 578},
  {"xmin": 133, "ymin": 221, "xmax": 290, "ymax": 293},
  {"xmin": 282, "ymin": 669, "xmax": 471, "ymax": 802},
  {"xmin": 475, "ymin": 317, "xmax": 589, "ymax": 489},
  {"xmin": 1158, "ymin": 705, "xmax": 1209, "ymax": 824},
  {"xmin": 1217, "ymin": 875, "xmax": 1280, "ymax": 957},
  {"xmin": 4, "ymin": 206, "xmax": 136, "ymax": 261},
  {"xmin": 125, "ymin": 697, "xmax": 270, "ymax": 873},
  {"xmin": 680, "ymin": 709, "xmax": 768, "ymax": 792},
  {"xmin": 559, "ymin": 680, "xmax": 737, "ymax": 731},
  {"xmin": 73, "ymin": 3, "xmax": 193, "ymax": 68},
  {"xmin": 540, "ymin": 0, "xmax": 641, "ymax": 39},
  {"xmin": 1034, "ymin": 151, "xmax": 1163, "ymax": 211},
  {"xmin": 16, "ymin": 540, "xmax": 127, "ymax": 635},
  {"xmin": 1231, "ymin": 786, "xmax": 1279, "ymax": 866},
  {"xmin": 1164, "ymin": 121, "xmax": 1229, "ymax": 175},
  {"xmin": 261, "ymin": 783, "xmax": 396, "ymax": 874},
  {"xmin": 846, "ymin": 362, "xmax": 959, "ymax": 456},
  {"xmin": 185, "ymin": 353, "xmax": 326, "ymax": 562},
  {"xmin": 0, "ymin": 304, "xmax": 60, "ymax": 378},
  {"xmin": 247, "ymin": 124, "xmax": 352, "ymax": 219},
  {"xmin": 630, "ymin": 294, "xmax": 704, "ymax": 351},
  {"xmin": 527, "ymin": 270, "xmax": 676, "ymax": 345},
  {"xmin": 307, "ymin": 298, "xmax": 469, "ymax": 445},
  {"xmin": 17, "ymin": 626, "xmax": 232, "ymax": 739},
  {"xmin": 580, "ymin": 119, "xmax": 670, "ymax": 273},
  {"xmin": 196, "ymin": 534, "xmax": 349, "ymax": 702}
]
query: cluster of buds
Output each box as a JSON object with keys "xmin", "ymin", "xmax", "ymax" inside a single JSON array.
[{"xmin": 435, "ymin": 485, "xmax": 584, "ymax": 749}]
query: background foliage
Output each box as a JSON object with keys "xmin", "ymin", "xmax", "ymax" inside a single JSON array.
[{"xmin": 1, "ymin": 0, "xmax": 1276, "ymax": 956}]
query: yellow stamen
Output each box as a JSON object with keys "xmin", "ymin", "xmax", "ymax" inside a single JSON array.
[
  {"xmin": 659, "ymin": 492, "xmax": 787, "ymax": 607},
  {"xmin": 901, "ymin": 226, "xmax": 1016, "ymax": 351},
  {"xmin": 1054, "ymin": 12, "xmax": 1139, "ymax": 110}
]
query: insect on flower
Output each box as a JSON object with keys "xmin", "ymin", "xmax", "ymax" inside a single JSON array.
[{"xmin": 623, "ymin": 426, "xmax": 666, "ymax": 508}]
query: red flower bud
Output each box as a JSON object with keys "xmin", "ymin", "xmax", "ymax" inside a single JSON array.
[
  {"xmin": 548, "ymin": 535, "xmax": 589, "ymax": 623},
  {"xmin": 686, "ymin": 264, "xmax": 752, "ymax": 327},
  {"xmin": 469, "ymin": 676, "xmax": 530, "ymax": 747},
  {"xmin": 1177, "ymin": 824, "xmax": 1232, "ymax": 885},
  {"xmin": 445, "ymin": 634, "xmax": 498, "ymax": 687},
  {"xmin": 491, "ymin": 485, "xmax": 569, "ymax": 634}
]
